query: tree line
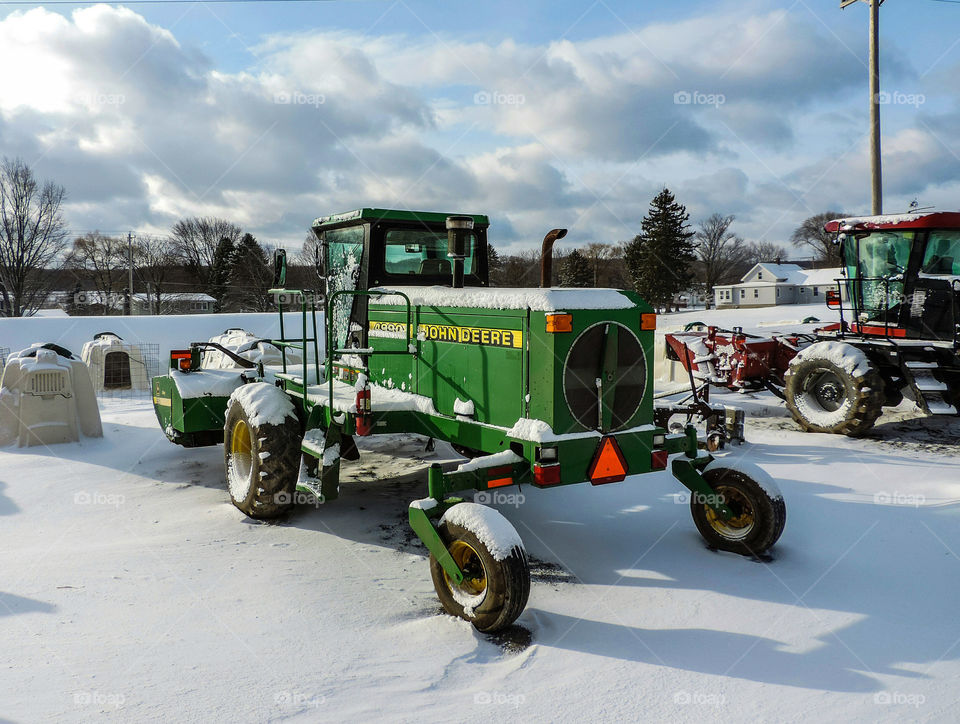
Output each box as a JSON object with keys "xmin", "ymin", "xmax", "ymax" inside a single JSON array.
[{"xmin": 491, "ymin": 188, "xmax": 845, "ymax": 312}]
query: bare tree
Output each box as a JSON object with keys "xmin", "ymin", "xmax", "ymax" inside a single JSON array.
[
  {"xmin": 790, "ymin": 211, "xmax": 845, "ymax": 265},
  {"xmin": 0, "ymin": 158, "xmax": 69, "ymax": 316},
  {"xmin": 744, "ymin": 240, "xmax": 784, "ymax": 265},
  {"xmin": 694, "ymin": 214, "xmax": 749, "ymax": 304},
  {"xmin": 65, "ymin": 233, "xmax": 128, "ymax": 315},
  {"xmin": 583, "ymin": 242, "xmax": 617, "ymax": 286},
  {"xmin": 135, "ymin": 235, "xmax": 177, "ymax": 314},
  {"xmin": 169, "ymin": 217, "xmax": 242, "ymax": 289}
]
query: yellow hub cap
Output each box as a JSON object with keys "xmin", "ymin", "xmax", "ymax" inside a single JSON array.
[
  {"xmin": 445, "ymin": 540, "xmax": 487, "ymax": 595},
  {"xmin": 705, "ymin": 485, "xmax": 755, "ymax": 541}
]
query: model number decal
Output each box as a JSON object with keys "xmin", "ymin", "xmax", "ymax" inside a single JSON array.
[{"xmin": 368, "ymin": 321, "xmax": 522, "ymax": 349}]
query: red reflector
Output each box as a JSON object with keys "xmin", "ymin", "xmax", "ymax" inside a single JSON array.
[
  {"xmin": 651, "ymin": 450, "xmax": 668, "ymax": 469},
  {"xmin": 534, "ymin": 464, "xmax": 562, "ymax": 485},
  {"xmin": 588, "ymin": 437, "xmax": 628, "ymax": 485},
  {"xmin": 170, "ymin": 350, "xmax": 191, "ymax": 359},
  {"xmin": 487, "ymin": 465, "xmax": 514, "ymax": 478},
  {"xmin": 488, "ymin": 477, "xmax": 513, "ymax": 488}
]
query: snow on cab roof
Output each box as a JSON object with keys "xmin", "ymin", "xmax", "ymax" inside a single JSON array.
[
  {"xmin": 824, "ymin": 211, "xmax": 960, "ymax": 232},
  {"xmin": 370, "ymin": 286, "xmax": 636, "ymax": 312}
]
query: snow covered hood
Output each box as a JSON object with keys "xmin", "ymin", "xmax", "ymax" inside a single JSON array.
[{"xmin": 371, "ymin": 286, "xmax": 636, "ymax": 312}]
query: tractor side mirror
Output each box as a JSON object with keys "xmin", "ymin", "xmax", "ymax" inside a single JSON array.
[
  {"xmin": 826, "ymin": 289, "xmax": 841, "ymax": 309},
  {"xmin": 273, "ymin": 248, "xmax": 287, "ymax": 288}
]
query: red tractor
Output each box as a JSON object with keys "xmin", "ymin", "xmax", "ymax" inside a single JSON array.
[{"xmin": 665, "ymin": 211, "xmax": 960, "ymax": 436}]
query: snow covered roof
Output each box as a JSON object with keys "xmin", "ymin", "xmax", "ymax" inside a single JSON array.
[
  {"xmin": 824, "ymin": 211, "xmax": 960, "ymax": 232},
  {"xmin": 371, "ymin": 286, "xmax": 636, "ymax": 312},
  {"xmin": 132, "ymin": 293, "xmax": 215, "ymax": 302},
  {"xmin": 797, "ymin": 268, "xmax": 843, "ymax": 286},
  {"xmin": 743, "ymin": 263, "xmax": 805, "ymax": 284}
]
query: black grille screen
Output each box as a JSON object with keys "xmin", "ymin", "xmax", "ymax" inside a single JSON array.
[{"xmin": 563, "ymin": 323, "xmax": 646, "ymax": 431}]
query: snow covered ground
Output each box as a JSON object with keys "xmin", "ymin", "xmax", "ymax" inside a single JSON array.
[{"xmin": 2, "ymin": 304, "xmax": 960, "ymax": 722}]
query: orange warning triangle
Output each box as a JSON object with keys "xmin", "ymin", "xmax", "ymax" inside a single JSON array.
[{"xmin": 587, "ymin": 436, "xmax": 628, "ymax": 485}]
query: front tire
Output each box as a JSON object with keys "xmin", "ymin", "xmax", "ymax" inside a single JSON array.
[
  {"xmin": 691, "ymin": 464, "xmax": 786, "ymax": 556},
  {"xmin": 224, "ymin": 382, "xmax": 300, "ymax": 518},
  {"xmin": 784, "ymin": 342, "xmax": 883, "ymax": 436},
  {"xmin": 429, "ymin": 504, "xmax": 530, "ymax": 633}
]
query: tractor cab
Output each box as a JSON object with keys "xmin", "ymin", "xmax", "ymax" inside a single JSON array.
[
  {"xmin": 310, "ymin": 209, "xmax": 490, "ymax": 352},
  {"xmin": 828, "ymin": 212, "xmax": 960, "ymax": 342}
]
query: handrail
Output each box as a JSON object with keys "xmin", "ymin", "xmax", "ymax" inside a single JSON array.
[{"xmin": 324, "ymin": 289, "xmax": 416, "ymax": 414}]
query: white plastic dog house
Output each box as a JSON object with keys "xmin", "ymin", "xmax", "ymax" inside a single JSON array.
[
  {"xmin": 0, "ymin": 344, "xmax": 103, "ymax": 447},
  {"xmin": 201, "ymin": 328, "xmax": 301, "ymax": 370},
  {"xmin": 81, "ymin": 332, "xmax": 150, "ymax": 393}
]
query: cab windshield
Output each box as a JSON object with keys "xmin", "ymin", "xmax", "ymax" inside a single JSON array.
[
  {"xmin": 383, "ymin": 228, "xmax": 477, "ymax": 277},
  {"xmin": 845, "ymin": 231, "xmax": 914, "ymax": 317}
]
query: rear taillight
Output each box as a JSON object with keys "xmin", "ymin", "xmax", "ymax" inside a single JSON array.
[
  {"xmin": 170, "ymin": 350, "xmax": 192, "ymax": 371},
  {"xmin": 534, "ymin": 464, "xmax": 561, "ymax": 485}
]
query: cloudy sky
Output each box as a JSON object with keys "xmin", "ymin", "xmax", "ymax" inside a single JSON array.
[{"xmin": 1, "ymin": 0, "xmax": 958, "ymax": 255}]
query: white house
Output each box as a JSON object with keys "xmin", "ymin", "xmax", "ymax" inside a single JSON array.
[{"xmin": 714, "ymin": 263, "xmax": 844, "ymax": 309}]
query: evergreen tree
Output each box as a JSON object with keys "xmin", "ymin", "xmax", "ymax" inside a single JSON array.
[
  {"xmin": 487, "ymin": 245, "xmax": 504, "ymax": 286},
  {"xmin": 559, "ymin": 248, "xmax": 592, "ymax": 287},
  {"xmin": 209, "ymin": 236, "xmax": 236, "ymax": 312},
  {"xmin": 624, "ymin": 188, "xmax": 695, "ymax": 312},
  {"xmin": 229, "ymin": 233, "xmax": 273, "ymax": 311}
]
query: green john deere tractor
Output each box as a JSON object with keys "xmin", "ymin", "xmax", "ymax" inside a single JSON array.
[{"xmin": 152, "ymin": 208, "xmax": 786, "ymax": 632}]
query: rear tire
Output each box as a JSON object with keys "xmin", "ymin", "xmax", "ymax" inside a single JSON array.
[
  {"xmin": 224, "ymin": 383, "xmax": 300, "ymax": 518},
  {"xmin": 784, "ymin": 342, "xmax": 883, "ymax": 436},
  {"xmin": 429, "ymin": 505, "xmax": 530, "ymax": 633},
  {"xmin": 691, "ymin": 466, "xmax": 785, "ymax": 556}
]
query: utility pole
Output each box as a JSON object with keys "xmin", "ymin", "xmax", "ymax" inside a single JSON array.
[
  {"xmin": 842, "ymin": 0, "xmax": 884, "ymax": 214},
  {"xmin": 127, "ymin": 231, "xmax": 135, "ymax": 315}
]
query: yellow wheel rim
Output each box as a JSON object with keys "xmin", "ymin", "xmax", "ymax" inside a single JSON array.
[
  {"xmin": 445, "ymin": 540, "xmax": 487, "ymax": 595},
  {"xmin": 229, "ymin": 419, "xmax": 253, "ymax": 492},
  {"xmin": 705, "ymin": 485, "xmax": 755, "ymax": 541}
]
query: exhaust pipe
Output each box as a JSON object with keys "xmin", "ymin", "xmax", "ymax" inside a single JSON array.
[{"xmin": 540, "ymin": 228, "xmax": 568, "ymax": 287}]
